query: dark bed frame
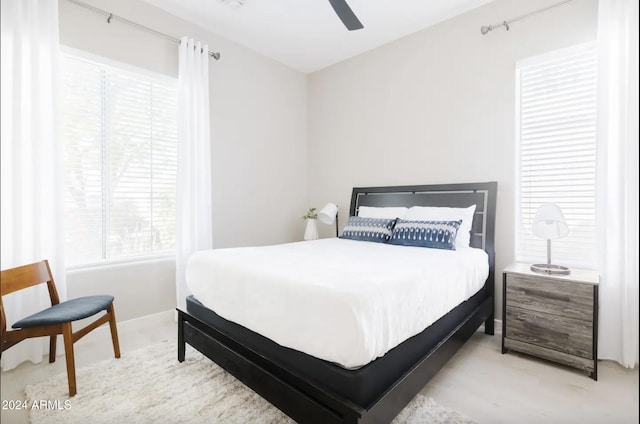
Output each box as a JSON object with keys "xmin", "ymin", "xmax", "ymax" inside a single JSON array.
[{"xmin": 177, "ymin": 182, "xmax": 498, "ymax": 424}]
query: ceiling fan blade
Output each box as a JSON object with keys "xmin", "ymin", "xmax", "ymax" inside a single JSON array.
[{"xmin": 328, "ymin": 0, "xmax": 364, "ymax": 31}]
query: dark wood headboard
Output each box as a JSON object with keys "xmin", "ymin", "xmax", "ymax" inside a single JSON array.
[{"xmin": 349, "ymin": 182, "xmax": 498, "ymax": 293}]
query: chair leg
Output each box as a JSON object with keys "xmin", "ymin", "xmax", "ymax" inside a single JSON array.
[
  {"xmin": 62, "ymin": 323, "xmax": 77, "ymax": 397},
  {"xmin": 107, "ymin": 303, "xmax": 121, "ymax": 359},
  {"xmin": 49, "ymin": 335, "xmax": 57, "ymax": 363}
]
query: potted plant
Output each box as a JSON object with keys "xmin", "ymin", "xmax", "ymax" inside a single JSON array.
[{"xmin": 302, "ymin": 207, "xmax": 319, "ymax": 240}]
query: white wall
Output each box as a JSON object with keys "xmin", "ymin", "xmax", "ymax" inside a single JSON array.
[
  {"xmin": 58, "ymin": 0, "xmax": 308, "ymax": 320},
  {"xmin": 67, "ymin": 258, "xmax": 175, "ymax": 322},
  {"xmin": 58, "ymin": 0, "xmax": 599, "ymax": 323},
  {"xmin": 307, "ymin": 0, "xmax": 598, "ymax": 319}
]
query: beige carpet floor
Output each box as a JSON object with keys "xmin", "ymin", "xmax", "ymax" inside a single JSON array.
[{"xmin": 26, "ymin": 340, "xmax": 476, "ymax": 424}]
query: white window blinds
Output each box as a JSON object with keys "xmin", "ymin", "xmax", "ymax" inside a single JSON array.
[
  {"xmin": 61, "ymin": 53, "xmax": 178, "ymax": 267},
  {"xmin": 515, "ymin": 44, "xmax": 598, "ymax": 269}
]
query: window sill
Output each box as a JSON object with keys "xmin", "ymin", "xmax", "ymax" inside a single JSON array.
[{"xmin": 66, "ymin": 253, "xmax": 175, "ymax": 272}]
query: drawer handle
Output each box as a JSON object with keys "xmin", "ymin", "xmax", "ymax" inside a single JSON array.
[{"xmin": 523, "ymin": 288, "xmax": 570, "ymax": 302}]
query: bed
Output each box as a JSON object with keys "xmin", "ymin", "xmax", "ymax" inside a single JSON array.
[{"xmin": 177, "ymin": 182, "xmax": 498, "ymax": 424}]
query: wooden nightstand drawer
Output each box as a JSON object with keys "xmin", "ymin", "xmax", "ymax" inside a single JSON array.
[
  {"xmin": 505, "ymin": 306, "xmax": 593, "ymax": 359},
  {"xmin": 505, "ymin": 273, "xmax": 593, "ymax": 320},
  {"xmin": 502, "ymin": 263, "xmax": 599, "ymax": 380},
  {"xmin": 503, "ymin": 339, "xmax": 595, "ymax": 374}
]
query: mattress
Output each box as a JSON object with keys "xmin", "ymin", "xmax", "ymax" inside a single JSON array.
[
  {"xmin": 186, "ymin": 238, "xmax": 488, "ymax": 368},
  {"xmin": 185, "ymin": 288, "xmax": 488, "ymax": 407}
]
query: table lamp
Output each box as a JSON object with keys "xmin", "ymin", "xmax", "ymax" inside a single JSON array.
[
  {"xmin": 530, "ymin": 203, "xmax": 571, "ymax": 275},
  {"xmin": 318, "ymin": 203, "xmax": 339, "ymax": 237}
]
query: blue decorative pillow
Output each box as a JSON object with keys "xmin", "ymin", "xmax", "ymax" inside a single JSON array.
[
  {"xmin": 389, "ymin": 219, "xmax": 461, "ymax": 250},
  {"xmin": 340, "ymin": 216, "xmax": 397, "ymax": 243}
]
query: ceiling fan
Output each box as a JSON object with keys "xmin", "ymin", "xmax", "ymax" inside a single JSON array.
[{"xmin": 328, "ymin": 0, "xmax": 364, "ymax": 31}]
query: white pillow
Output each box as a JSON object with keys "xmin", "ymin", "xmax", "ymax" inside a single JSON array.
[
  {"xmin": 358, "ymin": 206, "xmax": 408, "ymax": 220},
  {"xmin": 404, "ymin": 205, "xmax": 477, "ymax": 248}
]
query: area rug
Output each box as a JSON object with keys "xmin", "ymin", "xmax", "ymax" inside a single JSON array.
[{"xmin": 26, "ymin": 340, "xmax": 476, "ymax": 424}]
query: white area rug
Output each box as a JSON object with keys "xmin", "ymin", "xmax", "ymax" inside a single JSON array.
[{"xmin": 26, "ymin": 340, "xmax": 476, "ymax": 424}]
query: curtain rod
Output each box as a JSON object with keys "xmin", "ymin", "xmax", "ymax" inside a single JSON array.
[
  {"xmin": 480, "ymin": 0, "xmax": 574, "ymax": 35},
  {"xmin": 65, "ymin": 0, "xmax": 221, "ymax": 60}
]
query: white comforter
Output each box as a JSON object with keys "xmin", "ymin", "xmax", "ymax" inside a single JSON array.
[{"xmin": 186, "ymin": 238, "xmax": 488, "ymax": 369}]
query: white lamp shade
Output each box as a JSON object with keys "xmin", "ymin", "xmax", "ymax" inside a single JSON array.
[
  {"xmin": 532, "ymin": 203, "xmax": 569, "ymax": 240},
  {"xmin": 317, "ymin": 203, "xmax": 338, "ymax": 225}
]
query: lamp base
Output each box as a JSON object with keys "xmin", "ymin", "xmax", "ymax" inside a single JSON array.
[{"xmin": 530, "ymin": 263, "xmax": 571, "ymax": 275}]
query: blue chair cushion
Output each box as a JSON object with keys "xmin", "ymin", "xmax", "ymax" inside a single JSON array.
[{"xmin": 12, "ymin": 295, "xmax": 114, "ymax": 329}]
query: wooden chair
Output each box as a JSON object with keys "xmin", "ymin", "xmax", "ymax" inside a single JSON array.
[{"xmin": 0, "ymin": 260, "xmax": 120, "ymax": 396}]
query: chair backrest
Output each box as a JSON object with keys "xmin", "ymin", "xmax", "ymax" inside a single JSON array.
[
  {"xmin": 0, "ymin": 260, "xmax": 57, "ymax": 296},
  {"xmin": 0, "ymin": 260, "xmax": 61, "ymax": 337}
]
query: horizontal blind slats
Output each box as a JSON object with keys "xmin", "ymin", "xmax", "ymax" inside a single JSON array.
[
  {"xmin": 516, "ymin": 46, "xmax": 597, "ymax": 268},
  {"xmin": 61, "ymin": 54, "xmax": 178, "ymax": 266}
]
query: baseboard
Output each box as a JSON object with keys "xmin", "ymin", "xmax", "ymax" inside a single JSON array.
[
  {"xmin": 494, "ymin": 318, "xmax": 503, "ymax": 334},
  {"xmin": 73, "ymin": 309, "xmax": 175, "ymax": 346},
  {"xmin": 118, "ymin": 309, "xmax": 175, "ymax": 330},
  {"xmin": 480, "ymin": 318, "xmax": 503, "ymax": 335}
]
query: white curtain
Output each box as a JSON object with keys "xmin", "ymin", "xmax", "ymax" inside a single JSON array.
[
  {"xmin": 176, "ymin": 37, "xmax": 213, "ymax": 310},
  {"xmin": 0, "ymin": 0, "xmax": 66, "ymax": 371},
  {"xmin": 596, "ymin": 0, "xmax": 639, "ymax": 368}
]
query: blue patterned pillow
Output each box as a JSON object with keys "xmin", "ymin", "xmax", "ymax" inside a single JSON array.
[
  {"xmin": 340, "ymin": 216, "xmax": 397, "ymax": 243},
  {"xmin": 389, "ymin": 219, "xmax": 461, "ymax": 250}
]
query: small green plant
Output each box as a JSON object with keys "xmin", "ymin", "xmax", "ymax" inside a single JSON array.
[{"xmin": 302, "ymin": 207, "xmax": 318, "ymax": 220}]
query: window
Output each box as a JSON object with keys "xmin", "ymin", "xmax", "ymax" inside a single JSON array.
[
  {"xmin": 61, "ymin": 53, "xmax": 178, "ymax": 267},
  {"xmin": 515, "ymin": 44, "xmax": 597, "ymax": 268}
]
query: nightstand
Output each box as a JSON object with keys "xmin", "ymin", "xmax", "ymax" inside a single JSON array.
[{"xmin": 502, "ymin": 262, "xmax": 599, "ymax": 380}]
